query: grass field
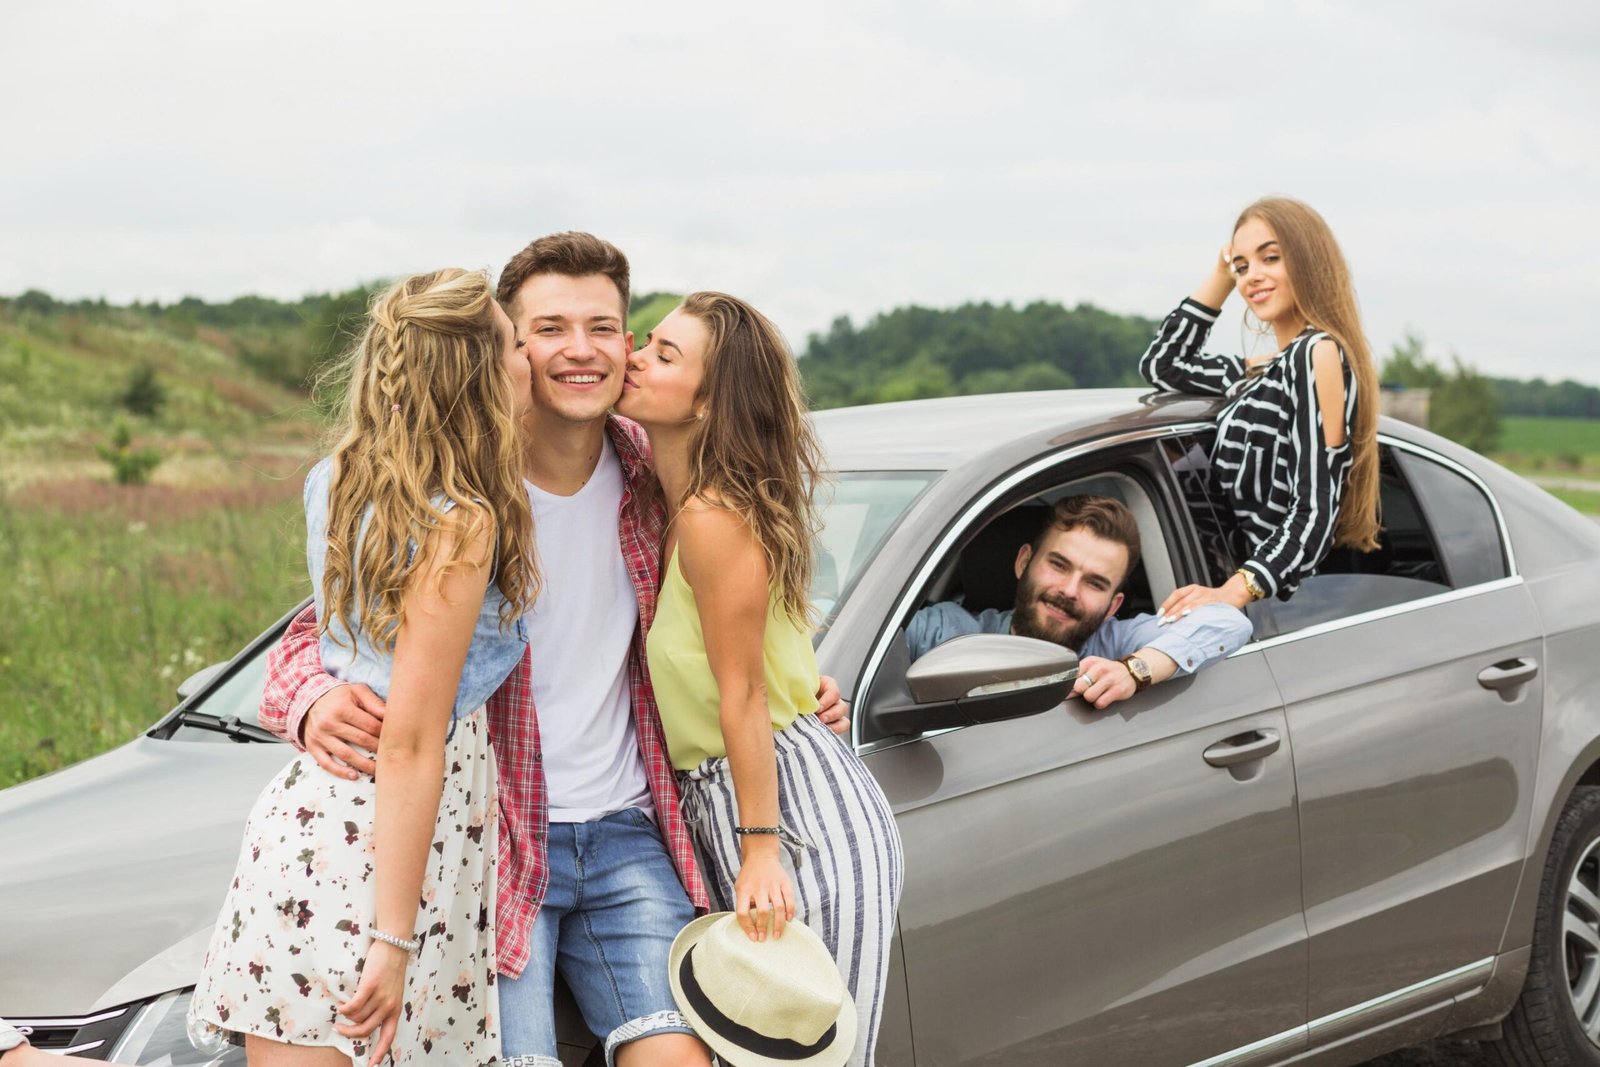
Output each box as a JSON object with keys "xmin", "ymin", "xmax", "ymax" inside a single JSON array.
[
  {"xmin": 0, "ymin": 305, "xmax": 324, "ymax": 788},
  {"xmin": 1494, "ymin": 415, "xmax": 1600, "ymax": 477},
  {"xmin": 1488, "ymin": 415, "xmax": 1600, "ymax": 516},
  {"xmin": 0, "ymin": 457, "xmax": 315, "ymax": 788}
]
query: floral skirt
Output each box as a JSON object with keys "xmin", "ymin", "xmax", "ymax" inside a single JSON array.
[{"xmin": 187, "ymin": 705, "xmax": 499, "ymax": 1066}]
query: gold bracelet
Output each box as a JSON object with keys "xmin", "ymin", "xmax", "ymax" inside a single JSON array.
[{"xmin": 1235, "ymin": 568, "xmax": 1266, "ymax": 601}]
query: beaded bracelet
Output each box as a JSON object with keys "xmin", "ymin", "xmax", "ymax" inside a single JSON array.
[
  {"xmin": 734, "ymin": 826, "xmax": 781, "ymax": 836},
  {"xmin": 370, "ymin": 928, "xmax": 419, "ymax": 953}
]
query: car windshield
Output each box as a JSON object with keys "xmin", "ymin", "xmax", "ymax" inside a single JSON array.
[
  {"xmin": 182, "ymin": 470, "xmax": 936, "ymax": 729},
  {"xmin": 811, "ymin": 471, "xmax": 937, "ymax": 626},
  {"xmin": 182, "ymin": 644, "xmax": 274, "ymax": 731}
]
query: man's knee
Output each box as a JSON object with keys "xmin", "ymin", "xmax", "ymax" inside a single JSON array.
[{"xmin": 612, "ymin": 1030, "xmax": 710, "ymax": 1067}]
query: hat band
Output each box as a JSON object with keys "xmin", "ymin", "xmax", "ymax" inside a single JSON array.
[{"xmin": 678, "ymin": 945, "xmax": 839, "ymax": 1061}]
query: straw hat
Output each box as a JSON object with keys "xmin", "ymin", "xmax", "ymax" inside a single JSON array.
[{"xmin": 668, "ymin": 912, "xmax": 856, "ymax": 1067}]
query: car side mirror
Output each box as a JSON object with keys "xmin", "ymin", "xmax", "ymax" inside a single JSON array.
[
  {"xmin": 865, "ymin": 633, "xmax": 1078, "ymax": 741},
  {"xmin": 176, "ymin": 661, "xmax": 228, "ymax": 702}
]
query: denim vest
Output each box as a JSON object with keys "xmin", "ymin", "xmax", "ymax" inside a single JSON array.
[{"xmin": 303, "ymin": 458, "xmax": 528, "ymax": 736}]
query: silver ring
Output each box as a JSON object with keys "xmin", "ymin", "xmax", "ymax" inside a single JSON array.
[{"xmin": 1082, "ymin": 674, "xmax": 1095, "ymax": 686}]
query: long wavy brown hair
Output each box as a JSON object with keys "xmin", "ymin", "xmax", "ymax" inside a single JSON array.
[
  {"xmin": 319, "ymin": 268, "xmax": 537, "ymax": 653},
  {"xmin": 1236, "ymin": 197, "xmax": 1381, "ymax": 551},
  {"xmin": 677, "ymin": 291, "xmax": 826, "ymax": 624}
]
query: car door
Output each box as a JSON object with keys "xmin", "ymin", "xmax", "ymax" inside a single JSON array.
[
  {"xmin": 1257, "ymin": 441, "xmax": 1543, "ymax": 1038},
  {"xmin": 857, "ymin": 442, "xmax": 1308, "ymax": 1066}
]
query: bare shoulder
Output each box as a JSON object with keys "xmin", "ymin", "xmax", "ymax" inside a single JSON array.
[
  {"xmin": 676, "ymin": 497, "xmax": 762, "ymax": 578},
  {"xmin": 678, "ymin": 496, "xmax": 754, "ymax": 548},
  {"xmin": 1309, "ymin": 337, "xmax": 1345, "ymax": 372},
  {"xmin": 1308, "ymin": 338, "xmax": 1349, "ymax": 443}
]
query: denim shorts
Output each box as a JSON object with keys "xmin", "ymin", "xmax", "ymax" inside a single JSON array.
[{"xmin": 498, "ymin": 806, "xmax": 698, "ymax": 1066}]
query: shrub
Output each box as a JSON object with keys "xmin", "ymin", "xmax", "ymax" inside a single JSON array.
[{"xmin": 96, "ymin": 420, "xmax": 163, "ymax": 485}]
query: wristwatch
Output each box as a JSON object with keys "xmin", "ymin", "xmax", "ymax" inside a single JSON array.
[
  {"xmin": 1120, "ymin": 654, "xmax": 1153, "ymax": 691},
  {"xmin": 1236, "ymin": 567, "xmax": 1267, "ymax": 601}
]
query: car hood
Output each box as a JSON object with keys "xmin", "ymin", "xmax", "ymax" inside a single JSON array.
[{"xmin": 0, "ymin": 733, "xmax": 294, "ymax": 1015}]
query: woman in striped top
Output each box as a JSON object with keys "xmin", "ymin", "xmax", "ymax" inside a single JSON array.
[{"xmin": 1140, "ymin": 197, "xmax": 1381, "ymax": 611}]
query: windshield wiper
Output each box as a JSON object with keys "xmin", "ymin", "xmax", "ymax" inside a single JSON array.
[{"xmin": 169, "ymin": 710, "xmax": 282, "ymax": 744}]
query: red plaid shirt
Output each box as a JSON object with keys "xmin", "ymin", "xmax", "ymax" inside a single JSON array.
[{"xmin": 258, "ymin": 415, "xmax": 708, "ymax": 979}]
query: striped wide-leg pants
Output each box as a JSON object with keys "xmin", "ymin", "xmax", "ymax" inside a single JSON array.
[{"xmin": 679, "ymin": 712, "xmax": 904, "ymax": 1067}]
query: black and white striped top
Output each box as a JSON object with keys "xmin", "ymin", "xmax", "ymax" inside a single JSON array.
[{"xmin": 1139, "ymin": 298, "xmax": 1358, "ymax": 600}]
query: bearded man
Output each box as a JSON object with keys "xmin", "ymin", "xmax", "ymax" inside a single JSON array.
[{"xmin": 905, "ymin": 495, "xmax": 1253, "ymax": 709}]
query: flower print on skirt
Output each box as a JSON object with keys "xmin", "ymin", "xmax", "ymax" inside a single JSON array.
[{"xmin": 187, "ymin": 705, "xmax": 499, "ymax": 1065}]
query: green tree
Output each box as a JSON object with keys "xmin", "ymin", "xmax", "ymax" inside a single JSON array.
[
  {"xmin": 1380, "ymin": 332, "xmax": 1443, "ymax": 388},
  {"xmin": 14, "ymin": 289, "xmax": 56, "ymax": 316},
  {"xmin": 1431, "ymin": 357, "xmax": 1501, "ymax": 453},
  {"xmin": 120, "ymin": 362, "xmax": 167, "ymax": 417},
  {"xmin": 1381, "ymin": 333, "xmax": 1500, "ymax": 453},
  {"xmin": 629, "ymin": 291, "xmax": 683, "ymax": 343}
]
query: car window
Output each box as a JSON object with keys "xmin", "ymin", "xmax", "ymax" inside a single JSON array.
[
  {"xmin": 814, "ymin": 471, "xmax": 937, "ymax": 625},
  {"xmin": 1162, "ymin": 432, "xmax": 1243, "ymax": 589},
  {"xmin": 1245, "ymin": 444, "xmax": 1505, "ymax": 637},
  {"xmin": 186, "ymin": 645, "xmax": 271, "ymax": 731},
  {"xmin": 1392, "ymin": 448, "xmax": 1509, "ymax": 588},
  {"xmin": 886, "ymin": 462, "xmax": 1174, "ymax": 676}
]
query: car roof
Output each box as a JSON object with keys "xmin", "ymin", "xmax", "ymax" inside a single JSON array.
[{"xmin": 812, "ymin": 388, "xmax": 1227, "ymax": 471}]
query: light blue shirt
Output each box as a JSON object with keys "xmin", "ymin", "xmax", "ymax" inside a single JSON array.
[
  {"xmin": 303, "ymin": 458, "xmax": 528, "ymax": 735},
  {"xmin": 905, "ymin": 600, "xmax": 1253, "ymax": 673}
]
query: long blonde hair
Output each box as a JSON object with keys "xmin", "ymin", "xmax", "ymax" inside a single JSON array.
[
  {"xmin": 678, "ymin": 291, "xmax": 825, "ymax": 623},
  {"xmin": 320, "ymin": 268, "xmax": 537, "ymax": 652},
  {"xmin": 1236, "ymin": 197, "xmax": 1381, "ymax": 551}
]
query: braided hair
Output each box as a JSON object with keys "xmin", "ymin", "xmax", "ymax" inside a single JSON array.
[{"xmin": 319, "ymin": 269, "xmax": 537, "ymax": 653}]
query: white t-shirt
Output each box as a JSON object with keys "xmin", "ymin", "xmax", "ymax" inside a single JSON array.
[{"xmin": 525, "ymin": 441, "xmax": 653, "ymax": 823}]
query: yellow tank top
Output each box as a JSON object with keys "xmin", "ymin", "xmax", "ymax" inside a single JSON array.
[{"xmin": 647, "ymin": 549, "xmax": 821, "ymax": 772}]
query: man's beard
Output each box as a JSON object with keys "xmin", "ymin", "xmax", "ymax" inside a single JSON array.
[{"xmin": 1010, "ymin": 571, "xmax": 1109, "ymax": 651}]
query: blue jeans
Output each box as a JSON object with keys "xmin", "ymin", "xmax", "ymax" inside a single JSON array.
[{"xmin": 498, "ymin": 806, "xmax": 697, "ymax": 1065}]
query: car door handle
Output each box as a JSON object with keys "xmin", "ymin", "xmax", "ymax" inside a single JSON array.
[
  {"xmin": 1478, "ymin": 658, "xmax": 1539, "ymax": 693},
  {"xmin": 1203, "ymin": 729, "xmax": 1281, "ymax": 768}
]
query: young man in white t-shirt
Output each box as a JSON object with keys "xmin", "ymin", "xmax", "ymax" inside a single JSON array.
[{"xmin": 264, "ymin": 233, "xmax": 846, "ymax": 1067}]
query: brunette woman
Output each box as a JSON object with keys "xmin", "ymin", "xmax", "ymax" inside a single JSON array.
[
  {"xmin": 1140, "ymin": 196, "xmax": 1380, "ymax": 614},
  {"xmin": 617, "ymin": 292, "xmax": 903, "ymax": 1067}
]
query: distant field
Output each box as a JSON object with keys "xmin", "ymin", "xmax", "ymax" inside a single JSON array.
[
  {"xmin": 1495, "ymin": 415, "xmax": 1600, "ymax": 474},
  {"xmin": 1547, "ymin": 487, "xmax": 1600, "ymax": 515},
  {"xmin": 0, "ymin": 458, "xmax": 315, "ymax": 788},
  {"xmin": 0, "ymin": 305, "xmax": 323, "ymax": 788}
]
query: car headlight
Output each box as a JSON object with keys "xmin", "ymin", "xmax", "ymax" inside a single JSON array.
[{"xmin": 106, "ymin": 989, "xmax": 244, "ymax": 1066}]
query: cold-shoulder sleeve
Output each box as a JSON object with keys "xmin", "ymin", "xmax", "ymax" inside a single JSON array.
[
  {"xmin": 1139, "ymin": 298, "xmax": 1245, "ymax": 397},
  {"xmin": 1240, "ymin": 338, "xmax": 1355, "ymax": 598}
]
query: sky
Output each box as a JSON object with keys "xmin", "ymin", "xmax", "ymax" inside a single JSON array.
[{"xmin": 3, "ymin": 0, "xmax": 1597, "ymax": 383}]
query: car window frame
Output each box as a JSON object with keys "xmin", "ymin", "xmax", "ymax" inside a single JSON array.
[{"xmin": 853, "ymin": 422, "xmax": 1218, "ymax": 754}]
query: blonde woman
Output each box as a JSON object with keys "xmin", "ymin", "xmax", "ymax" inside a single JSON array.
[
  {"xmin": 617, "ymin": 292, "xmax": 903, "ymax": 1067},
  {"xmin": 1140, "ymin": 196, "xmax": 1381, "ymax": 613},
  {"xmin": 188, "ymin": 269, "xmax": 536, "ymax": 1065}
]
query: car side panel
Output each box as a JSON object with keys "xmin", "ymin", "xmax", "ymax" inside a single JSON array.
[
  {"xmin": 1267, "ymin": 582, "xmax": 1543, "ymax": 1025},
  {"xmin": 1477, "ymin": 470, "xmax": 1600, "ymax": 972},
  {"xmin": 867, "ymin": 651, "xmax": 1306, "ymax": 1066}
]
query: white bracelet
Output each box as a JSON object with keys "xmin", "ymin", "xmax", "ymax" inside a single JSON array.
[{"xmin": 370, "ymin": 928, "xmax": 419, "ymax": 953}]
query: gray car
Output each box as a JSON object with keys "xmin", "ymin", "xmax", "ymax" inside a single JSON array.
[{"xmin": 5, "ymin": 388, "xmax": 1600, "ymax": 1066}]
